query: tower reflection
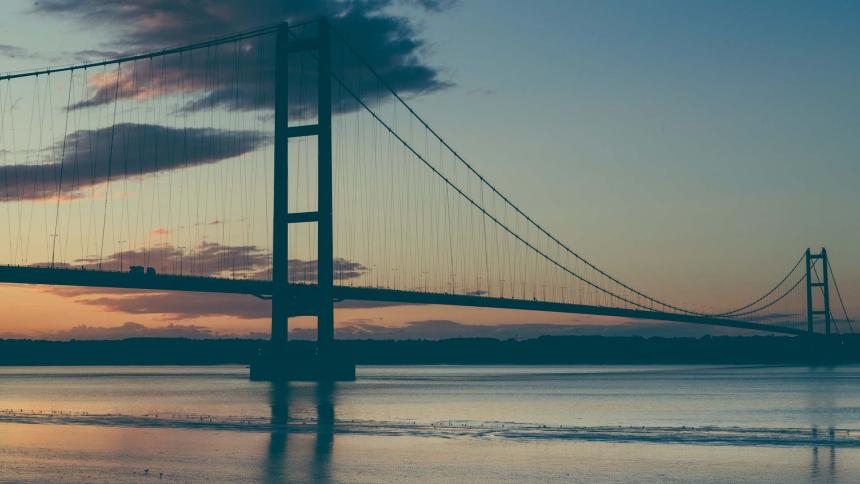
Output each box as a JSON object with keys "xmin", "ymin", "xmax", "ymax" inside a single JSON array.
[
  {"xmin": 313, "ymin": 381, "xmax": 336, "ymax": 482},
  {"xmin": 264, "ymin": 381, "xmax": 337, "ymax": 482},
  {"xmin": 809, "ymin": 426, "xmax": 839, "ymax": 482},
  {"xmin": 264, "ymin": 382, "xmax": 290, "ymax": 481},
  {"xmin": 806, "ymin": 365, "xmax": 840, "ymax": 482}
]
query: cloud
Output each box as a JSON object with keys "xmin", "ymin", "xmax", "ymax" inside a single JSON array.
[
  {"xmin": 746, "ymin": 312, "xmax": 799, "ymax": 323},
  {"xmin": 1, "ymin": 317, "xmax": 763, "ymax": 341},
  {"xmin": 33, "ymin": 241, "xmax": 272, "ymax": 278},
  {"xmin": 290, "ymin": 257, "xmax": 369, "ymax": 283},
  {"xmin": 34, "ymin": 0, "xmax": 453, "ymax": 115},
  {"xmin": 287, "ymin": 319, "xmax": 759, "ymax": 340},
  {"xmin": 70, "ymin": 49, "xmax": 125, "ymax": 61},
  {"xmin": 53, "ymin": 321, "xmax": 220, "ymax": 339},
  {"xmin": 118, "ymin": 241, "xmax": 269, "ymax": 277},
  {"xmin": 34, "ymin": 240, "xmax": 371, "ymax": 282},
  {"xmin": 408, "ymin": 0, "xmax": 458, "ymax": 12},
  {"xmin": 45, "ymin": 286, "xmax": 412, "ymax": 320},
  {"xmin": 0, "ymin": 123, "xmax": 269, "ymax": 202},
  {"xmin": 39, "ymin": 262, "xmax": 269, "ymax": 320},
  {"xmin": 7, "ymin": 321, "xmax": 224, "ymax": 340},
  {"xmin": 0, "ymin": 44, "xmax": 28, "ymax": 58},
  {"xmin": 31, "ymin": 242, "xmax": 271, "ymax": 282},
  {"xmin": 334, "ymin": 299, "xmax": 417, "ymax": 309},
  {"xmin": 0, "ymin": 330, "xmax": 29, "ymax": 339},
  {"xmin": 41, "ymin": 276, "xmax": 273, "ymax": 320},
  {"xmin": 76, "ymin": 292, "xmax": 272, "ymax": 320},
  {"xmin": 37, "ymin": 244, "xmax": 378, "ymax": 319},
  {"xmin": 44, "ymin": 286, "xmax": 151, "ymax": 297}
]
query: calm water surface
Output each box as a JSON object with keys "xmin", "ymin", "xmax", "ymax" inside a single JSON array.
[{"xmin": 1, "ymin": 364, "xmax": 859, "ymax": 482}]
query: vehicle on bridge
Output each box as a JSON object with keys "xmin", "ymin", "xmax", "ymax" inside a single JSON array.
[{"xmin": 129, "ymin": 266, "xmax": 157, "ymax": 276}]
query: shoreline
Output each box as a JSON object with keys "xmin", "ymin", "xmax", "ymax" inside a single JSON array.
[{"xmin": 1, "ymin": 335, "xmax": 858, "ymax": 366}]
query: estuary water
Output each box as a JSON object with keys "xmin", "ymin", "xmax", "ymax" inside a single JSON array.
[{"xmin": 1, "ymin": 364, "xmax": 859, "ymax": 482}]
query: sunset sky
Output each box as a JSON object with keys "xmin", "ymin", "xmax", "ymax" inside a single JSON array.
[{"xmin": 0, "ymin": 0, "xmax": 857, "ymax": 339}]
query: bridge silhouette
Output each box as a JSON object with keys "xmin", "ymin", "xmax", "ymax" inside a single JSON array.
[{"xmin": 0, "ymin": 19, "xmax": 852, "ymax": 378}]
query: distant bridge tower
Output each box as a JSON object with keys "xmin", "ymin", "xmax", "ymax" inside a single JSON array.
[{"xmin": 805, "ymin": 248, "xmax": 832, "ymax": 335}]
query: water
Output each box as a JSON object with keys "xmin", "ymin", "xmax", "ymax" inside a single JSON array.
[{"xmin": 1, "ymin": 364, "xmax": 859, "ymax": 482}]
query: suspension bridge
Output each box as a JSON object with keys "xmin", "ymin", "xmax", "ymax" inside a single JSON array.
[{"xmin": 0, "ymin": 19, "xmax": 852, "ymax": 379}]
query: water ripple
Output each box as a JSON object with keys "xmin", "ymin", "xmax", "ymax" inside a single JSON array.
[{"xmin": 1, "ymin": 409, "xmax": 858, "ymax": 448}]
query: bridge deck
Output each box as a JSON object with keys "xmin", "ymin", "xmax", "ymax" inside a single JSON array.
[{"xmin": 0, "ymin": 266, "xmax": 808, "ymax": 336}]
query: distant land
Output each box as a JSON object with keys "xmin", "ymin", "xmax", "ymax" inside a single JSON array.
[{"xmin": 1, "ymin": 335, "xmax": 858, "ymax": 365}]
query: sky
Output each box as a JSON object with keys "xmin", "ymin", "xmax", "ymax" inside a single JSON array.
[{"xmin": 0, "ymin": 0, "xmax": 857, "ymax": 340}]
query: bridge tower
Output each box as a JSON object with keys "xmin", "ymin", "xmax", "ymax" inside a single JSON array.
[
  {"xmin": 805, "ymin": 248, "xmax": 832, "ymax": 335},
  {"xmin": 256, "ymin": 18, "xmax": 350, "ymax": 380}
]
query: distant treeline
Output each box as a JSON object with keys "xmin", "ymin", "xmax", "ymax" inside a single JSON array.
[{"xmin": 0, "ymin": 335, "xmax": 858, "ymax": 365}]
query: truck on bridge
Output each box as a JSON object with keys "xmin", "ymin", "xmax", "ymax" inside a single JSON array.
[{"xmin": 129, "ymin": 266, "xmax": 157, "ymax": 276}]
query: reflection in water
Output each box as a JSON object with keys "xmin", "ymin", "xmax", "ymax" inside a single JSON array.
[
  {"xmin": 830, "ymin": 428, "xmax": 837, "ymax": 479},
  {"xmin": 314, "ymin": 381, "xmax": 336, "ymax": 482},
  {"xmin": 264, "ymin": 381, "xmax": 337, "ymax": 482},
  {"xmin": 4, "ymin": 365, "xmax": 860, "ymax": 481},
  {"xmin": 810, "ymin": 426, "xmax": 839, "ymax": 482},
  {"xmin": 265, "ymin": 382, "xmax": 290, "ymax": 481},
  {"xmin": 805, "ymin": 366, "xmax": 840, "ymax": 482}
]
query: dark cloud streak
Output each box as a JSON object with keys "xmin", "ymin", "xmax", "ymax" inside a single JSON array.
[
  {"xmin": 0, "ymin": 123, "xmax": 268, "ymax": 202},
  {"xmin": 0, "ymin": 44, "xmax": 29, "ymax": 58},
  {"xmin": 34, "ymin": 0, "xmax": 453, "ymax": 115}
]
